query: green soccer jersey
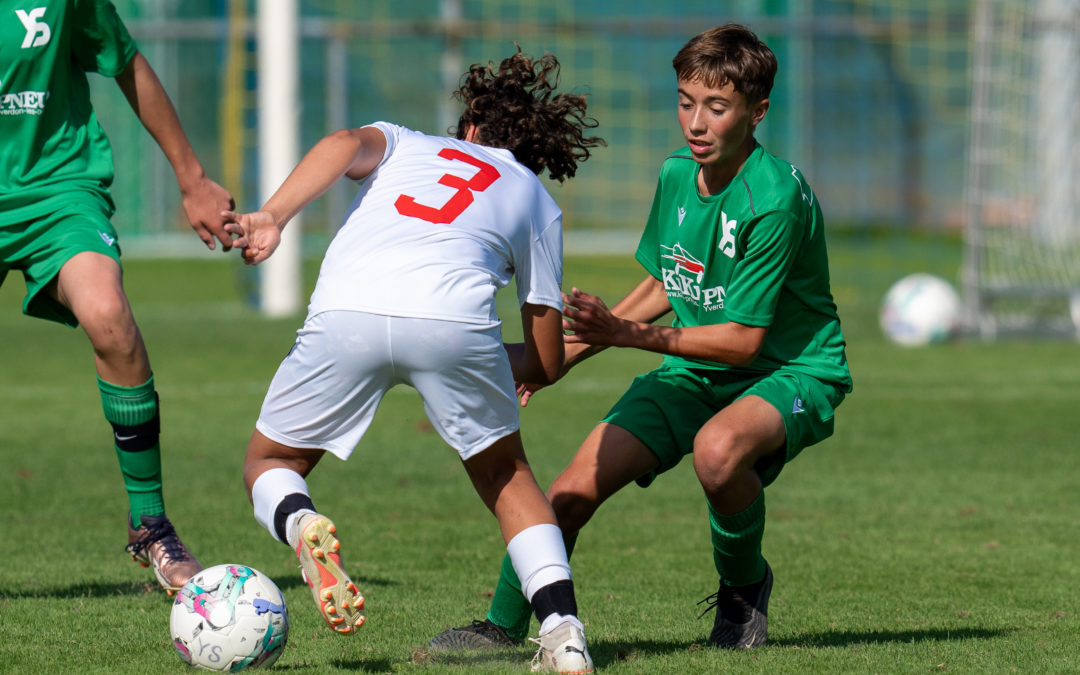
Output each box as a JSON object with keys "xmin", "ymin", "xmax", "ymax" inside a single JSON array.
[
  {"xmin": 635, "ymin": 142, "xmax": 852, "ymax": 390},
  {"xmin": 0, "ymin": 0, "xmax": 136, "ymax": 225}
]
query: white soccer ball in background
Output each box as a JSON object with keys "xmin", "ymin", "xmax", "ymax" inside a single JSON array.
[
  {"xmin": 879, "ymin": 273, "xmax": 962, "ymax": 346},
  {"xmin": 170, "ymin": 564, "xmax": 289, "ymax": 671}
]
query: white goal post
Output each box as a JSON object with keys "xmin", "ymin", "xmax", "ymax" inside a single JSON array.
[
  {"xmin": 257, "ymin": 0, "xmax": 302, "ymax": 317},
  {"xmin": 963, "ymin": 0, "xmax": 1080, "ymax": 339}
]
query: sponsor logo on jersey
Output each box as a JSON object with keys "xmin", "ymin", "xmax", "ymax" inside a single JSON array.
[
  {"xmin": 677, "ymin": 206, "xmax": 687, "ymax": 226},
  {"xmin": 660, "ymin": 243, "xmax": 725, "ymax": 311},
  {"xmin": 99, "ymin": 231, "xmax": 117, "ymax": 247},
  {"xmin": 17, "ymin": 8, "xmax": 52, "ymax": 49},
  {"xmin": 0, "ymin": 89, "xmax": 48, "ymax": 115}
]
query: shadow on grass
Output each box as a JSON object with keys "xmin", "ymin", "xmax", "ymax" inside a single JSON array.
[
  {"xmin": 586, "ymin": 627, "xmax": 1011, "ymax": 664},
  {"xmin": 0, "ymin": 579, "xmax": 163, "ymax": 599},
  {"xmin": 0, "ymin": 572, "xmax": 400, "ymax": 600},
  {"xmin": 326, "ymin": 657, "xmax": 395, "ymax": 671},
  {"xmin": 770, "ymin": 626, "xmax": 1012, "ymax": 648},
  {"xmin": 418, "ymin": 647, "xmax": 532, "ymax": 670}
]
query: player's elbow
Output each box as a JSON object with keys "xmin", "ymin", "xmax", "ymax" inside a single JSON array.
[
  {"xmin": 724, "ymin": 324, "xmax": 767, "ymax": 366},
  {"xmin": 726, "ymin": 347, "xmax": 760, "ymax": 367},
  {"xmin": 533, "ymin": 364, "xmax": 561, "ymax": 386},
  {"xmin": 518, "ymin": 355, "xmax": 561, "ymax": 386}
]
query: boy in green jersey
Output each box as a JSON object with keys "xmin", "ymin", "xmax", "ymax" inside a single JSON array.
[
  {"xmin": 430, "ymin": 24, "xmax": 852, "ymax": 651},
  {"xmin": 0, "ymin": 0, "xmax": 234, "ymax": 593}
]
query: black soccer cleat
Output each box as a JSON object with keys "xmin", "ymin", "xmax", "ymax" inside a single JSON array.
[
  {"xmin": 428, "ymin": 618, "xmax": 524, "ymax": 651},
  {"xmin": 697, "ymin": 562, "xmax": 773, "ymax": 649}
]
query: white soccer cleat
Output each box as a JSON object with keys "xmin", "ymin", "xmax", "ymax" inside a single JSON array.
[{"xmin": 529, "ymin": 620, "xmax": 594, "ymax": 673}]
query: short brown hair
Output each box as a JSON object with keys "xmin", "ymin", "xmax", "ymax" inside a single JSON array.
[
  {"xmin": 672, "ymin": 24, "xmax": 777, "ymax": 104},
  {"xmin": 454, "ymin": 47, "xmax": 605, "ymax": 183}
]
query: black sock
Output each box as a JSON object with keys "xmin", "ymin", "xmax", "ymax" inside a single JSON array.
[
  {"xmin": 531, "ymin": 579, "xmax": 578, "ymax": 624},
  {"xmin": 273, "ymin": 492, "xmax": 316, "ymax": 544}
]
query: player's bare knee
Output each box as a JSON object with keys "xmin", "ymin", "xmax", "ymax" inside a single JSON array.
[
  {"xmin": 81, "ymin": 298, "xmax": 139, "ymax": 352},
  {"xmin": 548, "ymin": 488, "xmax": 597, "ymax": 533},
  {"xmin": 691, "ymin": 431, "xmax": 745, "ymax": 491}
]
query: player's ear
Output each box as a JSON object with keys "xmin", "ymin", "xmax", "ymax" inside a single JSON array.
[
  {"xmin": 750, "ymin": 99, "xmax": 769, "ymax": 128},
  {"xmin": 463, "ymin": 124, "xmax": 479, "ymax": 143}
]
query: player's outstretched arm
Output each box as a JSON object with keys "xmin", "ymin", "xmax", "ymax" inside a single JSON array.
[
  {"xmin": 222, "ymin": 127, "xmax": 388, "ymax": 265},
  {"xmin": 562, "ymin": 275, "xmax": 673, "ymax": 365},
  {"xmin": 114, "ymin": 52, "xmax": 235, "ymax": 251},
  {"xmin": 515, "ymin": 276, "xmax": 673, "ymax": 407},
  {"xmin": 563, "ymin": 280, "xmax": 767, "ymax": 366}
]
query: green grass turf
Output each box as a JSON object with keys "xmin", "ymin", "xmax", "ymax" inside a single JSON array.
[{"xmin": 1, "ymin": 237, "xmax": 1078, "ymax": 672}]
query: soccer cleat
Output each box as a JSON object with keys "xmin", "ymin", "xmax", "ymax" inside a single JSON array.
[
  {"xmin": 697, "ymin": 562, "xmax": 773, "ymax": 649},
  {"xmin": 529, "ymin": 620, "xmax": 593, "ymax": 673},
  {"xmin": 428, "ymin": 618, "xmax": 524, "ymax": 651},
  {"xmin": 125, "ymin": 514, "xmax": 203, "ymax": 595},
  {"xmin": 294, "ymin": 513, "xmax": 365, "ymax": 634}
]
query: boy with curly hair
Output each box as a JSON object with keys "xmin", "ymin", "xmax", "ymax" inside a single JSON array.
[{"xmin": 225, "ymin": 48, "xmax": 604, "ymax": 673}]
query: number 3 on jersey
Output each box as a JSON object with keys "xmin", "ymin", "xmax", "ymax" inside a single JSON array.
[{"xmin": 395, "ymin": 149, "xmax": 501, "ymax": 224}]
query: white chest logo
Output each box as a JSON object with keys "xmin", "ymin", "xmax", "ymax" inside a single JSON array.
[
  {"xmin": 718, "ymin": 211, "xmax": 737, "ymax": 258},
  {"xmin": 677, "ymin": 206, "xmax": 687, "ymax": 226},
  {"xmin": 17, "ymin": 8, "xmax": 52, "ymax": 49}
]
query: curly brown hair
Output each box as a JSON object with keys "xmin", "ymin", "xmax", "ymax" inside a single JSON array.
[{"xmin": 453, "ymin": 47, "xmax": 605, "ymax": 183}]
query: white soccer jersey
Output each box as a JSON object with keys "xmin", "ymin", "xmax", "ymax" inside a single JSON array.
[{"xmin": 307, "ymin": 122, "xmax": 564, "ymax": 325}]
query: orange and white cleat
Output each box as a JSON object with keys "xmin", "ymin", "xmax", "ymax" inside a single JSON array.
[{"xmin": 293, "ymin": 513, "xmax": 366, "ymax": 634}]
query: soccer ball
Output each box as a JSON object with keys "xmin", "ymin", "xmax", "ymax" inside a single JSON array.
[
  {"xmin": 879, "ymin": 273, "xmax": 962, "ymax": 346},
  {"xmin": 170, "ymin": 564, "xmax": 289, "ymax": 671}
]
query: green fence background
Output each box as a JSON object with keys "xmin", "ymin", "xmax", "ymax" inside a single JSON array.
[{"xmin": 92, "ymin": 0, "xmax": 972, "ymax": 253}]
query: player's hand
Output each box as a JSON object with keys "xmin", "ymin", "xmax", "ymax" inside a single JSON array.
[
  {"xmin": 515, "ymin": 381, "xmax": 549, "ymax": 408},
  {"xmin": 222, "ymin": 210, "xmax": 281, "ymax": 265},
  {"xmin": 181, "ymin": 176, "xmax": 236, "ymax": 251},
  {"xmin": 562, "ymin": 287, "xmax": 628, "ymax": 346}
]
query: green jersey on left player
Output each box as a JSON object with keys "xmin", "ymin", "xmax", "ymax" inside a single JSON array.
[
  {"xmin": 1, "ymin": 0, "xmax": 235, "ymax": 595},
  {"xmin": 0, "ymin": 0, "xmax": 136, "ymax": 224}
]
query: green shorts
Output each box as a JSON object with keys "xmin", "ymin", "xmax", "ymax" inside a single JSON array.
[
  {"xmin": 602, "ymin": 366, "xmax": 846, "ymax": 488},
  {"xmin": 0, "ymin": 197, "xmax": 121, "ymax": 327}
]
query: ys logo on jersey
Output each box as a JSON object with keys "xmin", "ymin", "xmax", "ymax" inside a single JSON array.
[
  {"xmin": 1, "ymin": 8, "xmax": 52, "ymax": 115},
  {"xmin": 18, "ymin": 8, "xmax": 52, "ymax": 48},
  {"xmin": 659, "ymin": 243, "xmax": 726, "ymax": 311}
]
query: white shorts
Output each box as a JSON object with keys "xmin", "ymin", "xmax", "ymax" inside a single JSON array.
[{"xmin": 255, "ymin": 310, "xmax": 520, "ymax": 461}]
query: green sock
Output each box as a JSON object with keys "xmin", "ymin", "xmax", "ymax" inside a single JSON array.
[
  {"xmin": 99, "ymin": 375, "xmax": 165, "ymax": 528},
  {"xmin": 486, "ymin": 532, "xmax": 578, "ymax": 641},
  {"xmin": 708, "ymin": 491, "xmax": 767, "ymax": 587}
]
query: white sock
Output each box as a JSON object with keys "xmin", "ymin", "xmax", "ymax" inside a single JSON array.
[
  {"xmin": 506, "ymin": 523, "xmax": 571, "ymax": 602},
  {"xmin": 283, "ymin": 509, "xmax": 316, "ymax": 549},
  {"xmin": 251, "ymin": 467, "xmax": 312, "ymax": 545},
  {"xmin": 539, "ymin": 613, "xmax": 584, "ymax": 637}
]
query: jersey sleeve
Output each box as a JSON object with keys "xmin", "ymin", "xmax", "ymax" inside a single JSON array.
[
  {"xmin": 360, "ymin": 121, "xmax": 400, "ymax": 177},
  {"xmin": 723, "ymin": 209, "xmax": 804, "ymax": 326},
  {"xmin": 70, "ymin": 0, "xmax": 137, "ymax": 77},
  {"xmin": 515, "ymin": 212, "xmax": 564, "ymax": 311}
]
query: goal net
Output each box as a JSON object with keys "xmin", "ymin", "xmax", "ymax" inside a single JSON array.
[{"xmin": 963, "ymin": 0, "xmax": 1080, "ymax": 338}]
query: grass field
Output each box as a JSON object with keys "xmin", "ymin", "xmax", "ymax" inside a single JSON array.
[{"xmin": 1, "ymin": 238, "xmax": 1078, "ymax": 673}]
